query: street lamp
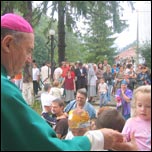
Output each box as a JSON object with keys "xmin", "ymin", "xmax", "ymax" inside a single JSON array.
[{"xmin": 49, "ymin": 29, "xmax": 55, "ymax": 80}]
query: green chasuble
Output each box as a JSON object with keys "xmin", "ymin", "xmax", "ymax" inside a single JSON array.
[{"xmin": 1, "ymin": 66, "xmax": 91, "ymax": 151}]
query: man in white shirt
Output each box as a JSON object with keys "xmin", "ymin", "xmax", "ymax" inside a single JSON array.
[
  {"xmin": 32, "ymin": 62, "xmax": 40, "ymax": 96},
  {"xmin": 53, "ymin": 63, "xmax": 63, "ymax": 81}
]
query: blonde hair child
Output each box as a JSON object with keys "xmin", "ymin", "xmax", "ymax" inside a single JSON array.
[{"xmin": 122, "ymin": 85, "xmax": 151, "ymax": 151}]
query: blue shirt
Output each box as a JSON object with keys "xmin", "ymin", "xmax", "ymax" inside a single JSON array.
[
  {"xmin": 64, "ymin": 100, "xmax": 96, "ymax": 119},
  {"xmin": 111, "ymin": 67, "xmax": 119, "ymax": 75}
]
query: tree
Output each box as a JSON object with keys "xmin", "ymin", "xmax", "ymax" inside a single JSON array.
[
  {"xmin": 1, "ymin": 1, "xmax": 14, "ymax": 14},
  {"xmin": 83, "ymin": 2, "xmax": 118, "ymax": 64},
  {"xmin": 49, "ymin": 1, "xmax": 90, "ymax": 64},
  {"xmin": 65, "ymin": 30, "xmax": 86, "ymax": 62},
  {"xmin": 1, "ymin": 1, "xmax": 33, "ymax": 24},
  {"xmin": 139, "ymin": 42, "xmax": 151, "ymax": 68},
  {"xmin": 57, "ymin": 1, "xmax": 66, "ymax": 63},
  {"xmin": 1, "ymin": 1, "xmax": 135, "ymax": 65},
  {"xmin": 33, "ymin": 15, "xmax": 51, "ymax": 67}
]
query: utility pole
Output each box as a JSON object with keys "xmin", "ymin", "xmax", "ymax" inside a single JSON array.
[{"xmin": 136, "ymin": 10, "xmax": 139, "ymax": 65}]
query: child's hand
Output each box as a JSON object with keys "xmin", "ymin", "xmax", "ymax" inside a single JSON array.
[{"xmin": 112, "ymin": 132, "xmax": 138, "ymax": 151}]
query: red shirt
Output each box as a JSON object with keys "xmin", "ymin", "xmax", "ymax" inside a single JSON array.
[
  {"xmin": 61, "ymin": 66, "xmax": 70, "ymax": 78},
  {"xmin": 70, "ymin": 71, "xmax": 75, "ymax": 79},
  {"xmin": 14, "ymin": 73, "xmax": 22, "ymax": 80},
  {"xmin": 64, "ymin": 77, "xmax": 75, "ymax": 90}
]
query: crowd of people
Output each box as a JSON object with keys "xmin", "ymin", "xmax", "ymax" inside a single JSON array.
[
  {"xmin": 10, "ymin": 56, "xmax": 151, "ymax": 107},
  {"xmin": 1, "ymin": 13, "xmax": 151, "ymax": 151}
]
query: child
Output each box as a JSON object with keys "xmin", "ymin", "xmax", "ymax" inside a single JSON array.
[
  {"xmin": 91, "ymin": 107, "xmax": 126, "ymax": 151},
  {"xmin": 122, "ymin": 85, "xmax": 151, "ymax": 151},
  {"xmin": 65, "ymin": 108, "xmax": 90, "ymax": 139},
  {"xmin": 50, "ymin": 80, "xmax": 63, "ymax": 98},
  {"xmin": 96, "ymin": 108, "xmax": 125, "ymax": 132},
  {"xmin": 98, "ymin": 78, "xmax": 108, "ymax": 107},
  {"xmin": 97, "ymin": 106, "xmax": 112, "ymax": 117},
  {"xmin": 40, "ymin": 83, "xmax": 57, "ymax": 126}
]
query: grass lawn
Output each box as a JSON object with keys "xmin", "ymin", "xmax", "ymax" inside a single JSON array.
[{"xmin": 31, "ymin": 100, "xmax": 42, "ymax": 115}]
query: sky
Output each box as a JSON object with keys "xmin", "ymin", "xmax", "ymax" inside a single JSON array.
[
  {"xmin": 75, "ymin": 1, "xmax": 151, "ymax": 50},
  {"xmin": 114, "ymin": 1, "xmax": 151, "ymax": 49}
]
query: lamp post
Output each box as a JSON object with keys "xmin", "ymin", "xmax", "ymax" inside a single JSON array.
[{"xmin": 49, "ymin": 29, "xmax": 55, "ymax": 80}]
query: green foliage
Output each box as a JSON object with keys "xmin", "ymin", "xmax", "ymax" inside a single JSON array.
[
  {"xmin": 33, "ymin": 14, "xmax": 57, "ymax": 67},
  {"xmin": 139, "ymin": 42, "xmax": 151, "ymax": 68},
  {"xmin": 1, "ymin": 1, "xmax": 135, "ymax": 66},
  {"xmin": 65, "ymin": 1, "xmax": 90, "ymax": 31},
  {"xmin": 83, "ymin": 1, "xmax": 118, "ymax": 64},
  {"xmin": 65, "ymin": 30, "xmax": 86, "ymax": 62},
  {"xmin": 111, "ymin": 1, "xmax": 129, "ymax": 33},
  {"xmin": 1, "ymin": 1, "xmax": 21, "ymax": 14}
]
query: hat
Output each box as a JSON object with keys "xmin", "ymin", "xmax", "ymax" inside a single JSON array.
[
  {"xmin": 68, "ymin": 109, "xmax": 90, "ymax": 129},
  {"xmin": 1, "ymin": 13, "xmax": 33, "ymax": 33},
  {"xmin": 121, "ymin": 80, "xmax": 128, "ymax": 85}
]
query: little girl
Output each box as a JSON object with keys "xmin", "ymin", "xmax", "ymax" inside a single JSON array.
[{"xmin": 122, "ymin": 85, "xmax": 151, "ymax": 151}]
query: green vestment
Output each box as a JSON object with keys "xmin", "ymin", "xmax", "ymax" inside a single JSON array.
[{"xmin": 1, "ymin": 66, "xmax": 90, "ymax": 151}]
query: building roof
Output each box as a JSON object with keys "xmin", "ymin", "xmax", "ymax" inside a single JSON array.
[{"xmin": 118, "ymin": 47, "xmax": 136, "ymax": 58}]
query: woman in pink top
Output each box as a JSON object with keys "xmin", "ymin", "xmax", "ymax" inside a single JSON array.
[{"xmin": 122, "ymin": 85, "xmax": 151, "ymax": 151}]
